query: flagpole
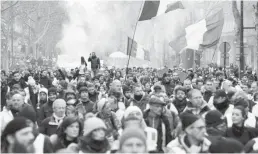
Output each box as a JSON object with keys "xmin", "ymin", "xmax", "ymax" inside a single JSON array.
[{"xmin": 125, "ymin": 1, "xmax": 144, "ymax": 80}]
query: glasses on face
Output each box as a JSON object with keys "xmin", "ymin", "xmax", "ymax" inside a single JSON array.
[
  {"xmin": 192, "ymin": 96, "xmax": 203, "ymax": 100},
  {"xmin": 54, "ymin": 106, "xmax": 66, "ymax": 110}
]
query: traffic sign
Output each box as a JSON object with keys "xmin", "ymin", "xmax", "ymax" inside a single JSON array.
[{"xmin": 219, "ymin": 42, "xmax": 231, "ymax": 53}]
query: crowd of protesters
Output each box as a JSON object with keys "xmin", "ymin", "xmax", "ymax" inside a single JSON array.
[{"xmin": 1, "ymin": 52, "xmax": 258, "ymax": 153}]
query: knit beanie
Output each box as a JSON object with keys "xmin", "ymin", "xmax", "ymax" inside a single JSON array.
[
  {"xmin": 39, "ymin": 88, "xmax": 48, "ymax": 95},
  {"xmin": 2, "ymin": 117, "xmax": 32, "ymax": 139},
  {"xmin": 205, "ymin": 110, "xmax": 225, "ymax": 127},
  {"xmin": 119, "ymin": 127, "xmax": 146, "ymax": 149},
  {"xmin": 79, "ymin": 86, "xmax": 88, "ymax": 94},
  {"xmin": 123, "ymin": 106, "xmax": 143, "ymax": 119},
  {"xmin": 83, "ymin": 117, "xmax": 107, "ymax": 136},
  {"xmin": 180, "ymin": 112, "xmax": 200, "ymax": 130},
  {"xmin": 149, "ymin": 96, "xmax": 166, "ymax": 106},
  {"xmin": 209, "ymin": 137, "xmax": 244, "ymax": 153},
  {"xmin": 48, "ymin": 87, "xmax": 57, "ymax": 95}
]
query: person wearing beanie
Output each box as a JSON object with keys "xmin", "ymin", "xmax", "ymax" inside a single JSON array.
[
  {"xmin": 1, "ymin": 117, "xmax": 35, "ymax": 153},
  {"xmin": 143, "ymin": 95, "xmax": 180, "ymax": 152},
  {"xmin": 118, "ymin": 127, "xmax": 148, "ymax": 153},
  {"xmin": 77, "ymin": 86, "xmax": 94, "ymax": 114},
  {"xmin": 78, "ymin": 117, "xmax": 110, "ymax": 153},
  {"xmin": 39, "ymin": 99, "xmax": 66, "ymax": 136},
  {"xmin": 209, "ymin": 137, "xmax": 244, "ymax": 153},
  {"xmin": 95, "ymin": 98, "xmax": 122, "ymax": 143},
  {"xmin": 38, "ymin": 87, "xmax": 57, "ymax": 124},
  {"xmin": 64, "ymin": 88, "xmax": 76, "ymax": 102},
  {"xmin": 167, "ymin": 112, "xmax": 211, "ymax": 154},
  {"xmin": 112, "ymin": 107, "xmax": 158, "ymax": 152},
  {"xmin": 183, "ymin": 89, "xmax": 210, "ymax": 118},
  {"xmin": 225, "ymin": 105, "xmax": 258, "ymax": 145},
  {"xmin": 205, "ymin": 110, "xmax": 227, "ymax": 136}
]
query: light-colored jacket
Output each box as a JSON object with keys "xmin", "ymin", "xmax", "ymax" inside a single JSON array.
[
  {"xmin": 166, "ymin": 134, "xmax": 211, "ymax": 154},
  {"xmin": 0, "ymin": 107, "xmax": 14, "ymax": 133}
]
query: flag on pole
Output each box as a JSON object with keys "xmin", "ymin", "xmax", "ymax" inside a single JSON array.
[
  {"xmin": 169, "ymin": 9, "xmax": 224, "ymax": 52},
  {"xmin": 127, "ymin": 37, "xmax": 137, "ymax": 57},
  {"xmin": 127, "ymin": 37, "xmax": 150, "ymax": 61},
  {"xmin": 139, "ymin": 1, "xmax": 184, "ymax": 21}
]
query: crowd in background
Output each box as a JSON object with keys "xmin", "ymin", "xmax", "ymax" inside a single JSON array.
[{"xmin": 1, "ymin": 53, "xmax": 258, "ymax": 153}]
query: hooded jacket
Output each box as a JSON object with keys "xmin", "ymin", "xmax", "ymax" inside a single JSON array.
[{"xmin": 166, "ymin": 134, "xmax": 211, "ymax": 154}]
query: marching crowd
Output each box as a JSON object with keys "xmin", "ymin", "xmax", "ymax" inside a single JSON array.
[{"xmin": 1, "ymin": 53, "xmax": 258, "ymax": 153}]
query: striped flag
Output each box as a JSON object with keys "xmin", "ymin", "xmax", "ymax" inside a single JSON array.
[
  {"xmin": 127, "ymin": 37, "xmax": 137, "ymax": 57},
  {"xmin": 169, "ymin": 9, "xmax": 224, "ymax": 52},
  {"xmin": 139, "ymin": 0, "xmax": 184, "ymax": 21},
  {"xmin": 127, "ymin": 37, "xmax": 150, "ymax": 61}
]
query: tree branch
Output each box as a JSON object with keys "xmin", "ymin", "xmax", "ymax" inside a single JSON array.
[{"xmin": 1, "ymin": 1, "xmax": 19, "ymax": 13}]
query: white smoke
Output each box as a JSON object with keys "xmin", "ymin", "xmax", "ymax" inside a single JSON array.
[{"xmin": 57, "ymin": 1, "xmax": 142, "ymax": 68}]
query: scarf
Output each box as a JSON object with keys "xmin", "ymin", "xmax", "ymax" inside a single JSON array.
[
  {"xmin": 53, "ymin": 113, "xmax": 65, "ymax": 124},
  {"xmin": 80, "ymin": 136, "xmax": 109, "ymax": 153},
  {"xmin": 232, "ymin": 124, "xmax": 244, "ymax": 137}
]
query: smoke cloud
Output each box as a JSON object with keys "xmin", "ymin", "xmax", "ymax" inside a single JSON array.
[{"xmin": 57, "ymin": 1, "xmax": 142, "ymax": 67}]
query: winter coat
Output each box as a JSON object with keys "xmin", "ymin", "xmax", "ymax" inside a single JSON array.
[
  {"xmin": 225, "ymin": 124, "xmax": 258, "ymax": 145},
  {"xmin": 88, "ymin": 56, "xmax": 100, "ymax": 70},
  {"xmin": 38, "ymin": 101, "xmax": 54, "ymax": 125},
  {"xmin": 77, "ymin": 99, "xmax": 95, "ymax": 114},
  {"xmin": 183, "ymin": 101, "xmax": 210, "ymax": 118},
  {"xmin": 244, "ymin": 137, "xmax": 258, "ymax": 153},
  {"xmin": 166, "ymin": 134, "xmax": 211, "ymax": 154},
  {"xmin": 8, "ymin": 79, "xmax": 28, "ymax": 89},
  {"xmin": 96, "ymin": 111, "xmax": 121, "ymax": 139},
  {"xmin": 88, "ymin": 91, "xmax": 99, "ymax": 103},
  {"xmin": 129, "ymin": 94, "xmax": 150, "ymax": 113},
  {"xmin": 39, "ymin": 76, "xmax": 52, "ymax": 89},
  {"xmin": 50, "ymin": 134, "xmax": 78, "ymax": 152},
  {"xmin": 171, "ymin": 98, "xmax": 189, "ymax": 114},
  {"xmin": 0, "ymin": 107, "xmax": 14, "ymax": 132},
  {"xmin": 143, "ymin": 108, "xmax": 180, "ymax": 152},
  {"xmin": 39, "ymin": 115, "xmax": 64, "ymax": 136},
  {"xmin": 33, "ymin": 133, "xmax": 54, "ymax": 153}
]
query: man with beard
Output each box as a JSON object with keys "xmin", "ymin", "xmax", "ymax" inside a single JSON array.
[
  {"xmin": 38, "ymin": 87, "xmax": 57, "ymax": 124},
  {"xmin": 88, "ymin": 52, "xmax": 100, "ymax": 78},
  {"xmin": 170, "ymin": 86, "xmax": 189, "ymax": 114},
  {"xmin": 129, "ymin": 85, "xmax": 150, "ymax": 113},
  {"xmin": 162, "ymin": 73, "xmax": 174, "ymax": 97},
  {"xmin": 1, "ymin": 117, "xmax": 35, "ymax": 153},
  {"xmin": 64, "ymin": 88, "xmax": 76, "ymax": 102},
  {"xmin": 39, "ymin": 70, "xmax": 52, "ymax": 89},
  {"xmin": 88, "ymin": 83, "xmax": 99, "ymax": 103}
]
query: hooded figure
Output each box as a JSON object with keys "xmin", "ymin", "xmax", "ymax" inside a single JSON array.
[
  {"xmin": 78, "ymin": 117, "xmax": 110, "ymax": 153},
  {"xmin": 95, "ymin": 98, "xmax": 121, "ymax": 141}
]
